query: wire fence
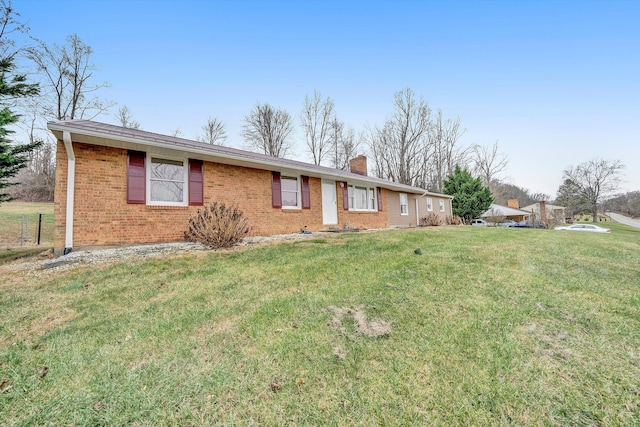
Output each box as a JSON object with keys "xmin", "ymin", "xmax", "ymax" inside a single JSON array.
[{"xmin": 0, "ymin": 207, "xmax": 54, "ymax": 249}]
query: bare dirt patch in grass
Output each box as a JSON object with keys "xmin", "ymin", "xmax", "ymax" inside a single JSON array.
[
  {"xmin": 197, "ymin": 318, "xmax": 238, "ymax": 336},
  {"xmin": 518, "ymin": 322, "xmax": 574, "ymax": 360},
  {"xmin": 327, "ymin": 305, "xmax": 391, "ymax": 338}
]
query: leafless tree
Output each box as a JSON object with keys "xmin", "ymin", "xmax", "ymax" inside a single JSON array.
[
  {"xmin": 301, "ymin": 90, "xmax": 334, "ymax": 165},
  {"xmin": 562, "ymin": 158, "xmax": 625, "ymax": 222},
  {"xmin": 0, "ymin": 0, "xmax": 28, "ymax": 59},
  {"xmin": 425, "ymin": 110, "xmax": 471, "ymax": 192},
  {"xmin": 26, "ymin": 33, "xmax": 114, "ymax": 120},
  {"xmin": 369, "ymin": 88, "xmax": 432, "ymax": 187},
  {"xmin": 116, "ymin": 105, "xmax": 141, "ymax": 129},
  {"xmin": 241, "ymin": 102, "xmax": 294, "ymax": 158},
  {"xmin": 171, "ymin": 128, "xmax": 183, "ymax": 138},
  {"xmin": 197, "ymin": 117, "xmax": 226, "ymax": 145},
  {"xmin": 4, "ymin": 91, "xmax": 56, "ymax": 202},
  {"xmin": 472, "ymin": 141, "xmax": 508, "ymax": 190},
  {"xmin": 9, "ymin": 141, "xmax": 55, "ymax": 201},
  {"xmin": 330, "ymin": 118, "xmax": 362, "ymax": 171}
]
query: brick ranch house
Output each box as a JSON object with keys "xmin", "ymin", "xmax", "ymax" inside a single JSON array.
[{"xmin": 48, "ymin": 120, "xmax": 453, "ymax": 255}]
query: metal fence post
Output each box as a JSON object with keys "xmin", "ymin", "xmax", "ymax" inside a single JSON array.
[{"xmin": 37, "ymin": 213, "xmax": 43, "ymax": 245}]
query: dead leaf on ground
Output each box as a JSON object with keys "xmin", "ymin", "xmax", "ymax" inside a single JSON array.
[
  {"xmin": 270, "ymin": 381, "xmax": 282, "ymax": 391},
  {"xmin": 39, "ymin": 366, "xmax": 49, "ymax": 379}
]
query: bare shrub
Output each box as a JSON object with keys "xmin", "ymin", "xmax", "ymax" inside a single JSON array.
[
  {"xmin": 184, "ymin": 202, "xmax": 250, "ymax": 249},
  {"xmin": 446, "ymin": 215, "xmax": 462, "ymax": 225},
  {"xmin": 420, "ymin": 213, "xmax": 442, "ymax": 227},
  {"xmin": 485, "ymin": 215, "xmax": 504, "ymax": 227}
]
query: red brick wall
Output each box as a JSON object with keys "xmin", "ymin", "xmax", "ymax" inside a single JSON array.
[{"xmin": 54, "ymin": 141, "xmax": 389, "ymax": 251}]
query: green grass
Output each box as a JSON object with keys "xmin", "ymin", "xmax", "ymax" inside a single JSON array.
[
  {"xmin": 1, "ymin": 225, "xmax": 639, "ymax": 425},
  {"xmin": 0, "ymin": 201, "xmax": 54, "ymax": 255}
]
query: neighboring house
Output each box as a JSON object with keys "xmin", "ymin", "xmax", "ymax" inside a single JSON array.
[
  {"xmin": 521, "ymin": 201, "xmax": 566, "ymax": 224},
  {"xmin": 480, "ymin": 204, "xmax": 531, "ymax": 222},
  {"xmin": 48, "ymin": 120, "xmax": 453, "ymax": 254},
  {"xmin": 388, "ymin": 191, "xmax": 453, "ymax": 228}
]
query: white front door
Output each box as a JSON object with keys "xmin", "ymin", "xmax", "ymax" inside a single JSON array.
[{"xmin": 322, "ymin": 180, "xmax": 338, "ymax": 225}]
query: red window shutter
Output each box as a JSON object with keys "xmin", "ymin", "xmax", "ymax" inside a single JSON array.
[
  {"xmin": 342, "ymin": 182, "xmax": 349, "ymax": 210},
  {"xmin": 377, "ymin": 187, "xmax": 383, "ymax": 211},
  {"xmin": 127, "ymin": 151, "xmax": 146, "ymax": 204},
  {"xmin": 188, "ymin": 159, "xmax": 203, "ymax": 206},
  {"xmin": 272, "ymin": 172, "xmax": 282, "ymax": 208},
  {"xmin": 301, "ymin": 175, "xmax": 310, "ymax": 209}
]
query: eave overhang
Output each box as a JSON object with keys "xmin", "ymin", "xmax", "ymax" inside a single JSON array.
[{"xmin": 47, "ymin": 119, "xmax": 453, "ymax": 198}]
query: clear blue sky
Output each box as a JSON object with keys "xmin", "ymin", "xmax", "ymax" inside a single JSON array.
[{"xmin": 16, "ymin": 0, "xmax": 640, "ymax": 197}]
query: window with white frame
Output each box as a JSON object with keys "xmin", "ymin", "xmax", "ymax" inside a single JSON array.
[
  {"xmin": 400, "ymin": 193, "xmax": 408, "ymax": 215},
  {"xmin": 369, "ymin": 188, "xmax": 376, "ymax": 210},
  {"xmin": 281, "ymin": 176, "xmax": 299, "ymax": 208},
  {"xmin": 439, "ymin": 199, "xmax": 445, "ymax": 212},
  {"xmin": 427, "ymin": 197, "xmax": 433, "ymax": 211},
  {"xmin": 348, "ymin": 184, "xmax": 377, "ymax": 211},
  {"xmin": 149, "ymin": 157, "xmax": 187, "ymax": 205}
]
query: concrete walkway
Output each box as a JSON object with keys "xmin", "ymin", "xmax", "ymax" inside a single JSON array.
[{"xmin": 608, "ymin": 212, "xmax": 640, "ymax": 229}]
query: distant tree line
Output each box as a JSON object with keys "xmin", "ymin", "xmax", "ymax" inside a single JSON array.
[{"xmin": 604, "ymin": 191, "xmax": 640, "ymax": 218}]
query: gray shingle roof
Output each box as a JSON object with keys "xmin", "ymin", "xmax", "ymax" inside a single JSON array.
[{"xmin": 47, "ymin": 119, "xmax": 452, "ymax": 197}]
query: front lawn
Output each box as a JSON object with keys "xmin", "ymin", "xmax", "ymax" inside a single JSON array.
[{"xmin": 1, "ymin": 225, "xmax": 639, "ymax": 425}]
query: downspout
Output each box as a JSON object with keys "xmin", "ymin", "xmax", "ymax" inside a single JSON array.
[
  {"xmin": 63, "ymin": 131, "xmax": 74, "ymax": 255},
  {"xmin": 449, "ymin": 198, "xmax": 453, "ymax": 219},
  {"xmin": 415, "ymin": 190, "xmax": 429, "ymax": 227}
]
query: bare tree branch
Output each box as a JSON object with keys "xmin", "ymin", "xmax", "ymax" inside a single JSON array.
[
  {"xmin": 196, "ymin": 117, "xmax": 226, "ymax": 145},
  {"xmin": 425, "ymin": 110, "xmax": 470, "ymax": 192},
  {"xmin": 241, "ymin": 102, "xmax": 294, "ymax": 158},
  {"xmin": 330, "ymin": 118, "xmax": 362, "ymax": 170},
  {"xmin": 369, "ymin": 87, "xmax": 432, "ymax": 187},
  {"xmin": 0, "ymin": 0, "xmax": 29, "ymax": 59},
  {"xmin": 562, "ymin": 158, "xmax": 625, "ymax": 222},
  {"xmin": 25, "ymin": 33, "xmax": 114, "ymax": 120},
  {"xmin": 301, "ymin": 90, "xmax": 334, "ymax": 165},
  {"xmin": 116, "ymin": 105, "xmax": 141, "ymax": 129},
  {"xmin": 472, "ymin": 140, "xmax": 508, "ymax": 188}
]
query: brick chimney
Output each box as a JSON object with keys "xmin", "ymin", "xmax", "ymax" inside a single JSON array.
[
  {"xmin": 539, "ymin": 201, "xmax": 547, "ymax": 221},
  {"xmin": 507, "ymin": 199, "xmax": 519, "ymax": 209},
  {"xmin": 349, "ymin": 155, "xmax": 368, "ymax": 176}
]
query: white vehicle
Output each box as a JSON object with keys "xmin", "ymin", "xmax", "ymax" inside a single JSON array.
[
  {"xmin": 471, "ymin": 219, "xmax": 486, "ymax": 226},
  {"xmin": 554, "ymin": 224, "xmax": 610, "ymax": 233}
]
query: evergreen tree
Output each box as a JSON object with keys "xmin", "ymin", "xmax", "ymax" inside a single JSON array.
[
  {"xmin": 0, "ymin": 56, "xmax": 40, "ymax": 204},
  {"xmin": 443, "ymin": 165, "xmax": 493, "ymax": 224}
]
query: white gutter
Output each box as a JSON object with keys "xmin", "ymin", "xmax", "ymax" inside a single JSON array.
[{"xmin": 63, "ymin": 131, "xmax": 75, "ymax": 254}]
